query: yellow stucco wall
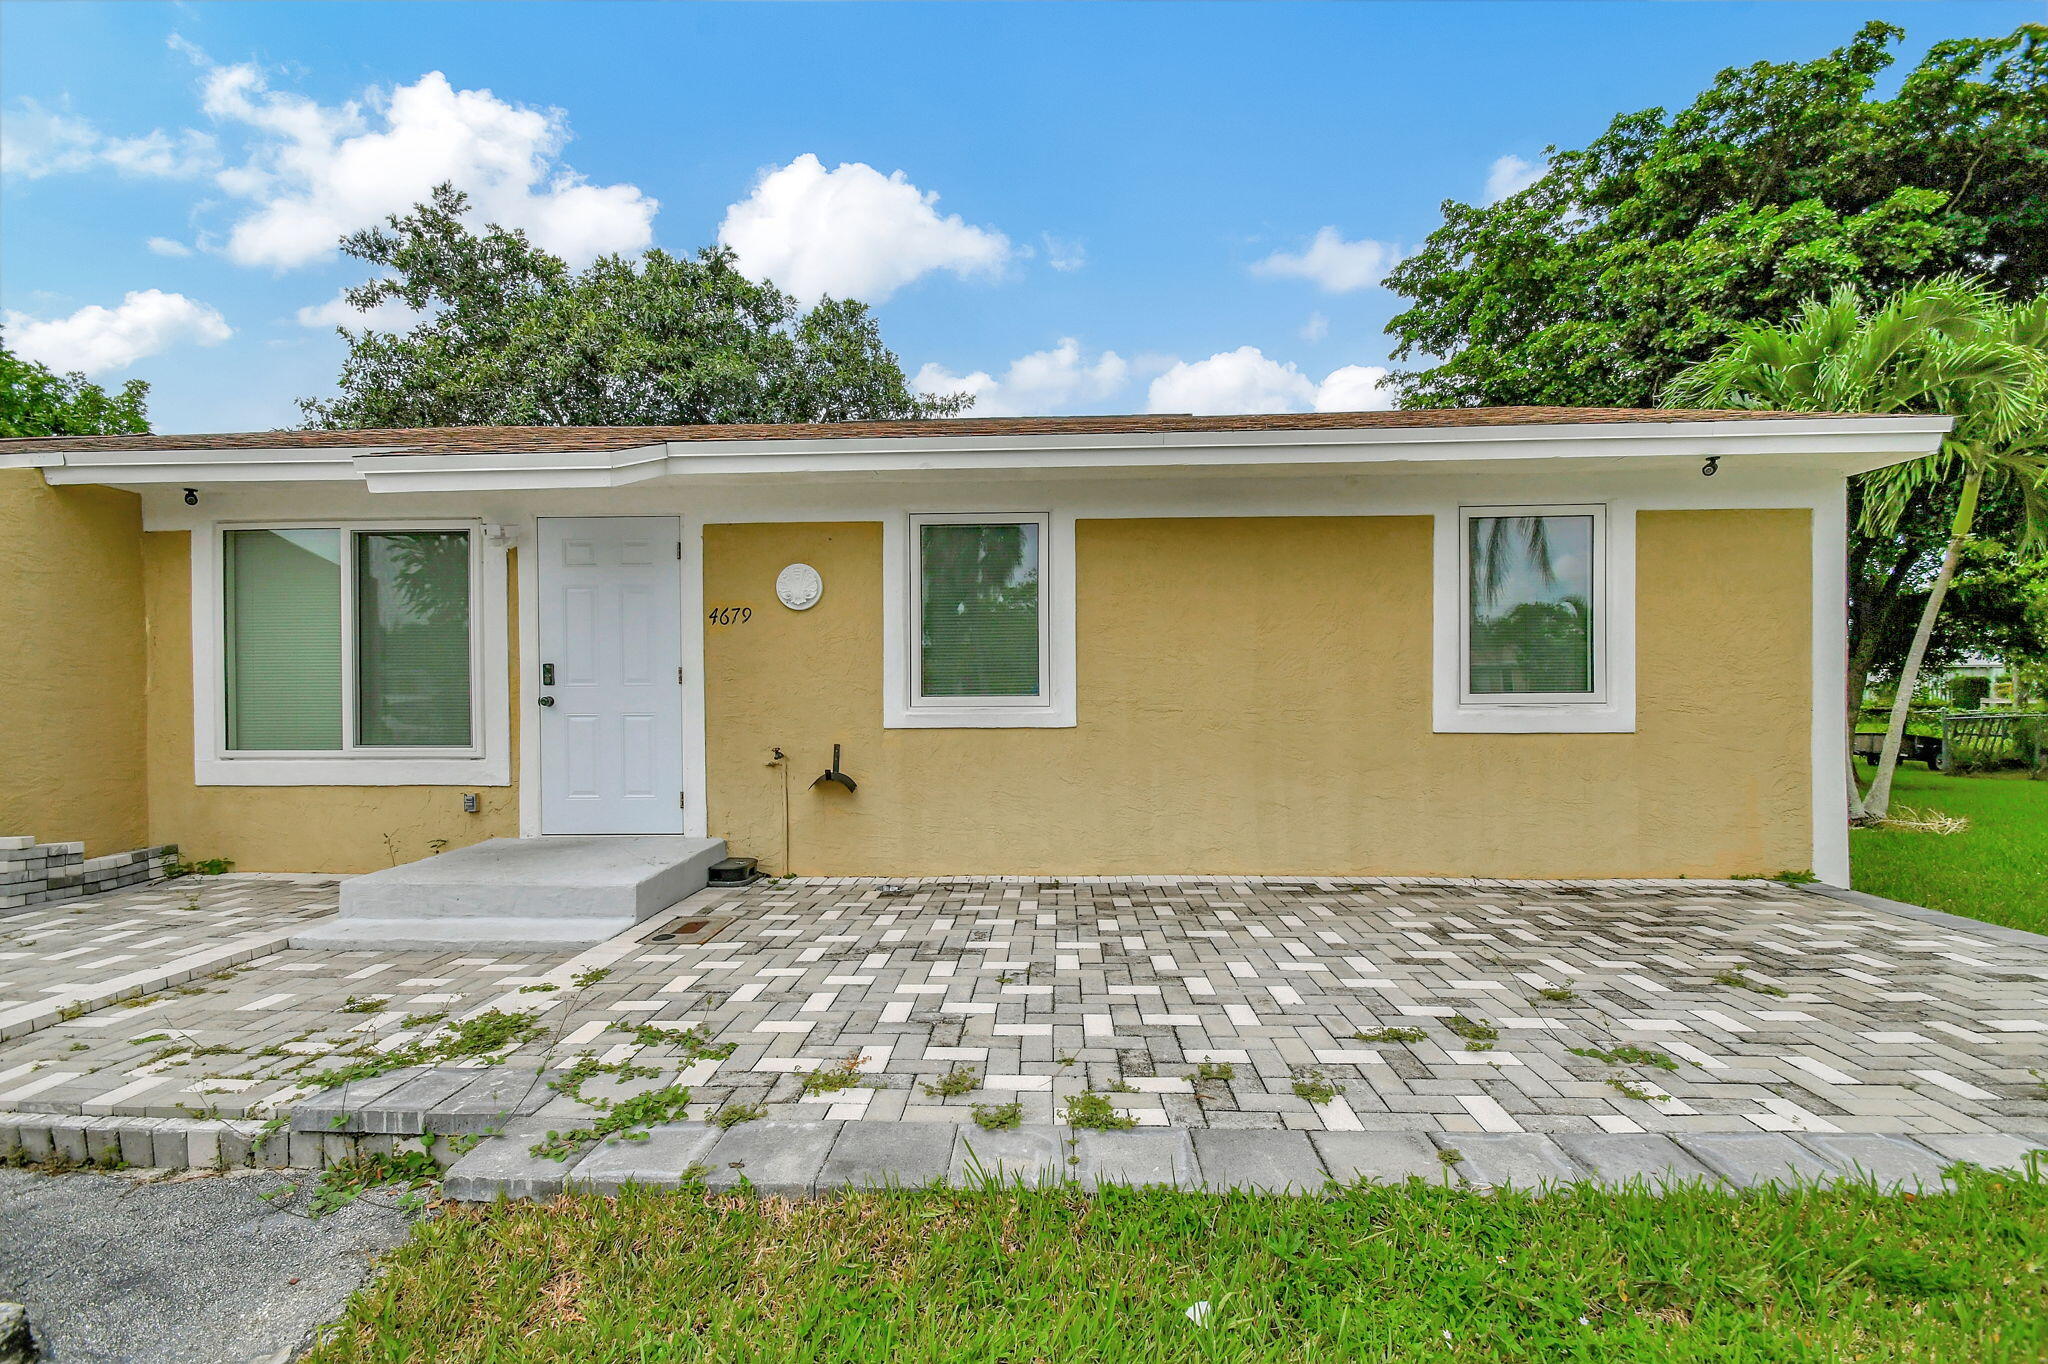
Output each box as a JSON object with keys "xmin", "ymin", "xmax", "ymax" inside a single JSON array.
[
  {"xmin": 0, "ymin": 470, "xmax": 149, "ymax": 855},
  {"xmin": 705, "ymin": 511, "xmax": 1811, "ymax": 877},
  {"xmin": 140, "ymin": 531, "xmax": 519, "ymax": 872}
]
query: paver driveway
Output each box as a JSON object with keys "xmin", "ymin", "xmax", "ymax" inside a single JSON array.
[{"xmin": 3, "ymin": 875, "xmax": 2046, "ymax": 1138}]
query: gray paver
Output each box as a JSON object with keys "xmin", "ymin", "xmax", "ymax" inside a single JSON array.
[
  {"xmin": 1074, "ymin": 1127, "xmax": 1198, "ymax": 1189},
  {"xmin": 702, "ymin": 1120, "xmax": 841, "ymax": 1195},
  {"xmin": 1554, "ymin": 1133, "xmax": 1719, "ymax": 1188},
  {"xmin": 1799, "ymin": 1134, "xmax": 1955, "ymax": 1191},
  {"xmin": 1917, "ymin": 1132, "xmax": 2048, "ymax": 1172},
  {"xmin": 441, "ymin": 1120, "xmax": 573, "ymax": 1201},
  {"xmin": 1677, "ymin": 1133, "xmax": 1842, "ymax": 1188},
  {"xmin": 1192, "ymin": 1128, "xmax": 1329, "ymax": 1193},
  {"xmin": 430, "ymin": 1068, "xmax": 547, "ymax": 1133},
  {"xmin": 371, "ymin": 1069, "xmax": 492, "ymax": 1133},
  {"xmin": 821, "ymin": 1120, "xmax": 957, "ymax": 1189},
  {"xmin": 949, "ymin": 1125, "xmax": 1066, "ymax": 1187},
  {"xmin": 1438, "ymin": 1133, "xmax": 1583, "ymax": 1189},
  {"xmin": 565, "ymin": 1124, "xmax": 720, "ymax": 1193},
  {"xmin": 1312, "ymin": 1131, "xmax": 1454, "ymax": 1185}
]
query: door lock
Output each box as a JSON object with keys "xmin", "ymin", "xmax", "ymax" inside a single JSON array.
[
  {"xmin": 537, "ymin": 696, "xmax": 555, "ymax": 707},
  {"xmin": 541, "ymin": 662, "xmax": 556, "ymax": 686}
]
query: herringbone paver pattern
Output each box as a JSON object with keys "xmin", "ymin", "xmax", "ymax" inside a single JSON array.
[{"xmin": 4, "ymin": 876, "xmax": 2046, "ymax": 1136}]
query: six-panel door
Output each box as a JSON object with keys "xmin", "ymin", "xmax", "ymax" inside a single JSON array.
[{"xmin": 536, "ymin": 516, "xmax": 685, "ymax": 834}]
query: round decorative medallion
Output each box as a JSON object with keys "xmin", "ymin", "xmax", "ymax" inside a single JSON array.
[{"xmin": 776, "ymin": 562, "xmax": 823, "ymax": 611}]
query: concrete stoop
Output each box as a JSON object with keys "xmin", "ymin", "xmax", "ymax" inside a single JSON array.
[
  {"xmin": 6, "ymin": 1106, "xmax": 2042, "ymax": 1196},
  {"xmin": 290, "ymin": 835, "xmax": 726, "ymax": 951}
]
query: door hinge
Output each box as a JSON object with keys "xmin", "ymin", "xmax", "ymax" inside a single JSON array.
[
  {"xmin": 679, "ymin": 790, "xmax": 687, "ymax": 808},
  {"xmin": 676, "ymin": 542, "xmax": 682, "ymax": 559},
  {"xmin": 677, "ymin": 666, "xmax": 686, "ymax": 685}
]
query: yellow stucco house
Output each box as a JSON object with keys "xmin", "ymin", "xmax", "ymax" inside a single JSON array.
[{"xmin": 0, "ymin": 407, "xmax": 1948, "ymax": 893}]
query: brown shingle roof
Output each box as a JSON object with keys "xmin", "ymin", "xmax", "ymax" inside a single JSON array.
[{"xmin": 0, "ymin": 406, "xmax": 1878, "ymax": 458}]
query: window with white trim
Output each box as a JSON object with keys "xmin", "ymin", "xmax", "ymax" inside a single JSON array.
[
  {"xmin": 1435, "ymin": 502, "xmax": 1633, "ymax": 734},
  {"xmin": 1462, "ymin": 506, "xmax": 1603, "ymax": 704},
  {"xmin": 912, "ymin": 513, "xmax": 1048, "ymax": 708},
  {"xmin": 221, "ymin": 526, "xmax": 480, "ymax": 755},
  {"xmin": 886, "ymin": 511, "xmax": 1074, "ymax": 729}
]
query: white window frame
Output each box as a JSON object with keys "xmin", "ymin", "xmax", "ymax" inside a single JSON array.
[
  {"xmin": 1434, "ymin": 502, "xmax": 1636, "ymax": 734},
  {"xmin": 884, "ymin": 511, "xmax": 1076, "ymax": 729},
  {"xmin": 192, "ymin": 519, "xmax": 512, "ymax": 785}
]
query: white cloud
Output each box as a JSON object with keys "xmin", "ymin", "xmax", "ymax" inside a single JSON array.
[
  {"xmin": 184, "ymin": 53, "xmax": 656, "ymax": 269},
  {"xmin": 1146, "ymin": 347, "xmax": 1396, "ymax": 416},
  {"xmin": 1311, "ymin": 364, "xmax": 1396, "ymax": 412},
  {"xmin": 4, "ymin": 289, "xmax": 232, "ymax": 375},
  {"xmin": 0, "ymin": 98, "xmax": 218, "ymax": 179},
  {"xmin": 294, "ymin": 286, "xmax": 423, "ymax": 332},
  {"xmin": 1485, "ymin": 153, "xmax": 1544, "ymax": 203},
  {"xmin": 1147, "ymin": 347, "xmax": 1315, "ymax": 415},
  {"xmin": 1251, "ymin": 227, "xmax": 1398, "ymax": 294},
  {"xmin": 1300, "ymin": 311, "xmax": 1329, "ymax": 343},
  {"xmin": 915, "ymin": 338, "xmax": 1129, "ymax": 416},
  {"xmin": 1042, "ymin": 233, "xmax": 1086, "ymax": 272},
  {"xmin": 718, "ymin": 153, "xmax": 1011, "ymax": 304},
  {"xmin": 146, "ymin": 236, "xmax": 194, "ymax": 257}
]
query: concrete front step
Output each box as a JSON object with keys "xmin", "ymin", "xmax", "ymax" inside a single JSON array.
[{"xmin": 291, "ymin": 835, "xmax": 725, "ymax": 951}]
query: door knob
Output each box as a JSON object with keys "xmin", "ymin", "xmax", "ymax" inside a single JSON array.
[{"xmin": 537, "ymin": 696, "xmax": 555, "ymax": 707}]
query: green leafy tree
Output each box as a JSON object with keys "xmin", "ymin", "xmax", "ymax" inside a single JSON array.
[
  {"xmin": 1384, "ymin": 21, "xmax": 2046, "ymax": 410},
  {"xmin": 1663, "ymin": 276, "xmax": 2048, "ymax": 820},
  {"xmin": 300, "ymin": 184, "xmax": 967, "ymax": 428},
  {"xmin": 0, "ymin": 342, "xmax": 150, "ymax": 436}
]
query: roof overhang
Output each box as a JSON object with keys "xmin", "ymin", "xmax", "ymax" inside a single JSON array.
[{"xmin": 5, "ymin": 415, "xmax": 1952, "ymax": 493}]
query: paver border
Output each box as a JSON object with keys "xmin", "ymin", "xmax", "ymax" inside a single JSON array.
[
  {"xmin": 22, "ymin": 1111, "xmax": 2036, "ymax": 1200},
  {"xmin": 1806, "ymin": 883, "xmax": 2048, "ymax": 951}
]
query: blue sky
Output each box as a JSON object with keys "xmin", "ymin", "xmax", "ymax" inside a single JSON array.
[{"xmin": 2, "ymin": 1, "xmax": 2036, "ymax": 433}]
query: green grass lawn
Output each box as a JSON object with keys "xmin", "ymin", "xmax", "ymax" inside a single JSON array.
[
  {"xmin": 308, "ymin": 1171, "xmax": 2048, "ymax": 1363},
  {"xmin": 1851, "ymin": 762, "xmax": 2048, "ymax": 936}
]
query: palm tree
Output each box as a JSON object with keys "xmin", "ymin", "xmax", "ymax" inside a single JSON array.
[{"xmin": 1663, "ymin": 276, "xmax": 2048, "ymax": 821}]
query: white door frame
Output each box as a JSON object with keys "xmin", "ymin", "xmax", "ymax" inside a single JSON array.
[{"xmin": 521, "ymin": 513, "xmax": 703, "ymax": 836}]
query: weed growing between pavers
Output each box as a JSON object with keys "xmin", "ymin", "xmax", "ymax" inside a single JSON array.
[
  {"xmin": 308, "ymin": 1149, "xmax": 445, "ymax": 1217},
  {"xmin": 304, "ymin": 1165, "xmax": 2048, "ymax": 1363},
  {"xmin": 1353, "ymin": 1027, "xmax": 1427, "ymax": 1044},
  {"xmin": 971, "ymin": 1101, "xmax": 1023, "ymax": 1131},
  {"xmin": 797, "ymin": 1054, "xmax": 871, "ymax": 1095},
  {"xmin": 1570, "ymin": 1045, "xmax": 1679, "ymax": 1072},
  {"xmin": 533, "ymin": 1085, "xmax": 694, "ymax": 1163},
  {"xmin": 608, "ymin": 1021, "xmax": 736, "ymax": 1059},
  {"xmin": 710, "ymin": 1103, "xmax": 764, "ymax": 1130},
  {"xmin": 1290, "ymin": 1071, "xmax": 1346, "ymax": 1105},
  {"xmin": 299, "ymin": 1009, "xmax": 546, "ymax": 1090},
  {"xmin": 1443, "ymin": 1015, "xmax": 1498, "ymax": 1043},
  {"xmin": 1713, "ymin": 967, "xmax": 1788, "ymax": 997},
  {"xmin": 921, "ymin": 1068, "xmax": 979, "ymax": 1099},
  {"xmin": 1064, "ymin": 1093, "xmax": 1137, "ymax": 1131}
]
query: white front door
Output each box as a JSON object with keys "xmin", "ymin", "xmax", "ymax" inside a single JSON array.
[{"xmin": 537, "ymin": 516, "xmax": 685, "ymax": 834}]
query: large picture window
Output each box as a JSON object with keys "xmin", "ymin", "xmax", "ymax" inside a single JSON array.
[{"xmin": 222, "ymin": 526, "xmax": 477, "ymax": 754}]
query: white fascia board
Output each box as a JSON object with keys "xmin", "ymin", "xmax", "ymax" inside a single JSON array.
[
  {"xmin": 357, "ymin": 443, "xmax": 668, "ymax": 493},
  {"xmin": 25, "ymin": 445, "xmax": 391, "ymax": 484},
  {"xmin": 419, "ymin": 416, "xmax": 1951, "ymax": 489},
  {"xmin": 10, "ymin": 416, "xmax": 1949, "ymax": 492}
]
